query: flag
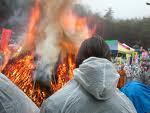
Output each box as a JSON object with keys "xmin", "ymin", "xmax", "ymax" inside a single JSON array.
[{"xmin": 0, "ymin": 28, "xmax": 12, "ymax": 51}]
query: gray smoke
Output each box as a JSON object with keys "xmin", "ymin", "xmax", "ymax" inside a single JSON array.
[
  {"xmin": 0, "ymin": 0, "xmax": 34, "ymax": 42},
  {"xmin": 0, "ymin": 0, "xmax": 32, "ymax": 24},
  {"xmin": 32, "ymin": 0, "xmax": 75, "ymax": 87}
]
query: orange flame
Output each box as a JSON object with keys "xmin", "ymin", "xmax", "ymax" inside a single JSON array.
[
  {"xmin": 75, "ymin": 15, "xmax": 96, "ymax": 39},
  {"xmin": 2, "ymin": 0, "xmax": 48, "ymax": 107},
  {"xmin": 21, "ymin": 0, "xmax": 41, "ymax": 53},
  {"xmin": 51, "ymin": 53, "xmax": 76, "ymax": 92},
  {"xmin": 3, "ymin": 51, "xmax": 76, "ymax": 106},
  {"xmin": 50, "ymin": 10, "xmax": 96, "ymax": 93},
  {"xmin": 61, "ymin": 10, "xmax": 96, "ymax": 42},
  {"xmin": 2, "ymin": 3, "xmax": 97, "ymax": 106},
  {"xmin": 3, "ymin": 53, "xmax": 50, "ymax": 107}
]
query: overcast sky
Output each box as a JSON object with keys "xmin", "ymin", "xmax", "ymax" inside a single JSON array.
[{"xmin": 81, "ymin": 0, "xmax": 150, "ymax": 19}]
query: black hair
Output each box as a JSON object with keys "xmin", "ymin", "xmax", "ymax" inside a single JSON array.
[{"xmin": 76, "ymin": 35, "xmax": 111, "ymax": 67}]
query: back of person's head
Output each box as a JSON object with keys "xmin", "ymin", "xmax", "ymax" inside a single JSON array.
[{"xmin": 76, "ymin": 35, "xmax": 111, "ymax": 68}]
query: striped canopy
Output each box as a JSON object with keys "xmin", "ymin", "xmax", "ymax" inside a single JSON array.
[{"xmin": 105, "ymin": 40, "xmax": 134, "ymax": 54}]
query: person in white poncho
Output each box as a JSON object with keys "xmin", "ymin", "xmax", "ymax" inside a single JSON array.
[
  {"xmin": 0, "ymin": 73, "xmax": 39, "ymax": 113},
  {"xmin": 40, "ymin": 35, "xmax": 137, "ymax": 113}
]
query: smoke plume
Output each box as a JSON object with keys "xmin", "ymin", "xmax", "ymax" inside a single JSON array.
[
  {"xmin": 0, "ymin": 0, "xmax": 34, "ymax": 42},
  {"xmin": 32, "ymin": 0, "xmax": 76, "ymax": 86}
]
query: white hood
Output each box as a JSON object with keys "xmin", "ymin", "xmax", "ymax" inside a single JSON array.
[{"xmin": 74, "ymin": 57, "xmax": 120, "ymax": 100}]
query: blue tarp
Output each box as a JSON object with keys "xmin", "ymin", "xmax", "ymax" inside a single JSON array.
[{"xmin": 121, "ymin": 81, "xmax": 150, "ymax": 113}]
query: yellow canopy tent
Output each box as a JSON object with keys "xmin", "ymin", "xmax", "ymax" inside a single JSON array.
[{"xmin": 105, "ymin": 40, "xmax": 135, "ymax": 54}]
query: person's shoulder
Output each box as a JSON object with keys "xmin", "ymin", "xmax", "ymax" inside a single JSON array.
[
  {"xmin": 40, "ymin": 80, "xmax": 82, "ymax": 113},
  {"xmin": 41, "ymin": 97, "xmax": 61, "ymax": 113},
  {"xmin": 44, "ymin": 80, "xmax": 79, "ymax": 105},
  {"xmin": 0, "ymin": 73, "xmax": 11, "ymax": 87},
  {"xmin": 113, "ymin": 89, "xmax": 137, "ymax": 113}
]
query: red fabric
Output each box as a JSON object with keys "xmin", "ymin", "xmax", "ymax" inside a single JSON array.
[{"xmin": 0, "ymin": 28, "xmax": 12, "ymax": 51}]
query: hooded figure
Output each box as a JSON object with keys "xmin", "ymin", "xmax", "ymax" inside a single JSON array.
[
  {"xmin": 0, "ymin": 73, "xmax": 39, "ymax": 113},
  {"xmin": 40, "ymin": 36, "xmax": 136, "ymax": 113}
]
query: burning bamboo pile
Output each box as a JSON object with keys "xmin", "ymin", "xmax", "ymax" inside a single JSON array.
[
  {"xmin": 2, "ymin": 52, "xmax": 76, "ymax": 107},
  {"xmin": 2, "ymin": 52, "xmax": 50, "ymax": 107},
  {"xmin": 51, "ymin": 53, "xmax": 76, "ymax": 92}
]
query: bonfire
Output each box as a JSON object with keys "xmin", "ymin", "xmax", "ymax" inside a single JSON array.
[{"xmin": 1, "ymin": 0, "xmax": 95, "ymax": 107}]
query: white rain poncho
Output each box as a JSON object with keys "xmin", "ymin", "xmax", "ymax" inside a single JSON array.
[
  {"xmin": 40, "ymin": 57, "xmax": 137, "ymax": 113},
  {"xmin": 0, "ymin": 73, "xmax": 39, "ymax": 113}
]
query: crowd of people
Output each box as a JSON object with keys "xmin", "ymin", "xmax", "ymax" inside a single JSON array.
[
  {"xmin": 0, "ymin": 35, "xmax": 150, "ymax": 113},
  {"xmin": 114, "ymin": 51, "xmax": 150, "ymax": 113},
  {"xmin": 116, "ymin": 61, "xmax": 150, "ymax": 88}
]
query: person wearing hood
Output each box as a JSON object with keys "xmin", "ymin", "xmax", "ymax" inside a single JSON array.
[
  {"xmin": 0, "ymin": 72, "xmax": 39, "ymax": 113},
  {"xmin": 40, "ymin": 35, "xmax": 137, "ymax": 113}
]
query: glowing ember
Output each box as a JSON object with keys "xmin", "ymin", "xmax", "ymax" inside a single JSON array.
[
  {"xmin": 51, "ymin": 53, "xmax": 76, "ymax": 92},
  {"xmin": 2, "ymin": 53, "xmax": 50, "ymax": 107},
  {"xmin": 2, "ymin": 52, "xmax": 76, "ymax": 106}
]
